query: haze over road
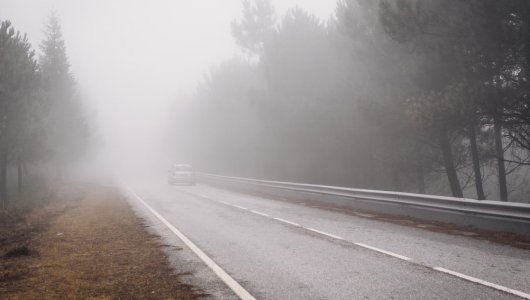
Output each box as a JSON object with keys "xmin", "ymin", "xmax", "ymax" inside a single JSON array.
[
  {"xmin": 123, "ymin": 177, "xmax": 530, "ymax": 299},
  {"xmin": 2, "ymin": 1, "xmax": 530, "ymax": 298}
]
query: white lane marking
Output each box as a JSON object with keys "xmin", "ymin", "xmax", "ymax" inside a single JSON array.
[
  {"xmin": 354, "ymin": 243, "xmax": 411, "ymax": 261},
  {"xmin": 219, "ymin": 200, "xmax": 230, "ymax": 205},
  {"xmin": 307, "ymin": 227, "xmax": 344, "ymax": 240},
  {"xmin": 170, "ymin": 188, "xmax": 530, "ymax": 298},
  {"xmin": 123, "ymin": 184, "xmax": 256, "ymax": 300},
  {"xmin": 434, "ymin": 267, "xmax": 530, "ymax": 299},
  {"xmin": 250, "ymin": 210, "xmax": 269, "ymax": 217},
  {"xmin": 233, "ymin": 205, "xmax": 249, "ymax": 210},
  {"xmin": 273, "ymin": 217, "xmax": 301, "ymax": 227},
  {"xmin": 161, "ymin": 187, "xmax": 530, "ymax": 298}
]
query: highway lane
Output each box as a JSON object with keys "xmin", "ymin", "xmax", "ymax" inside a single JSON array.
[
  {"xmin": 191, "ymin": 183, "xmax": 530, "ymax": 296},
  {"xmin": 124, "ymin": 178, "xmax": 529, "ymax": 299}
]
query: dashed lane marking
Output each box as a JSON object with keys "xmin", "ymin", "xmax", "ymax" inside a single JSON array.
[
  {"xmin": 307, "ymin": 227, "xmax": 344, "ymax": 240},
  {"xmin": 354, "ymin": 242, "xmax": 411, "ymax": 261},
  {"xmin": 233, "ymin": 205, "xmax": 249, "ymax": 210},
  {"xmin": 175, "ymin": 188, "xmax": 530, "ymax": 299},
  {"xmin": 273, "ymin": 217, "xmax": 301, "ymax": 227},
  {"xmin": 250, "ymin": 210, "xmax": 270, "ymax": 217},
  {"xmin": 434, "ymin": 267, "xmax": 530, "ymax": 299}
]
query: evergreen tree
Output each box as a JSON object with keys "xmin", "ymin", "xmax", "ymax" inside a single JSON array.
[
  {"xmin": 0, "ymin": 20, "xmax": 39, "ymax": 207},
  {"xmin": 379, "ymin": 0, "xmax": 507, "ymax": 199},
  {"xmin": 232, "ymin": 0, "xmax": 277, "ymax": 59},
  {"xmin": 39, "ymin": 13, "xmax": 87, "ymax": 179}
]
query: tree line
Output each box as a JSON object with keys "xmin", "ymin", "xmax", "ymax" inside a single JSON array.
[
  {"xmin": 0, "ymin": 14, "xmax": 88, "ymax": 208},
  {"xmin": 171, "ymin": 0, "xmax": 530, "ymax": 202}
]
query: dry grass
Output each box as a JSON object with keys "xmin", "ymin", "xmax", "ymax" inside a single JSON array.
[{"xmin": 1, "ymin": 184, "xmax": 201, "ymax": 299}]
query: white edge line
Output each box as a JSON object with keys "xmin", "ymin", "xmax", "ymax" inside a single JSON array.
[
  {"xmin": 434, "ymin": 267, "xmax": 530, "ymax": 299},
  {"xmin": 126, "ymin": 183, "xmax": 530, "ymax": 300},
  {"xmin": 273, "ymin": 217, "xmax": 300, "ymax": 227},
  {"xmin": 306, "ymin": 227, "xmax": 344, "ymax": 240},
  {"xmin": 354, "ymin": 242, "xmax": 411, "ymax": 261},
  {"xmin": 122, "ymin": 183, "xmax": 256, "ymax": 300},
  {"xmin": 219, "ymin": 200, "xmax": 230, "ymax": 205},
  {"xmin": 250, "ymin": 210, "xmax": 269, "ymax": 217}
]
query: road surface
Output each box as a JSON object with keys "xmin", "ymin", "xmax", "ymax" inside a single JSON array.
[{"xmin": 122, "ymin": 177, "xmax": 530, "ymax": 299}]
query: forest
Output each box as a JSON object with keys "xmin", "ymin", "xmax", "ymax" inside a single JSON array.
[
  {"xmin": 171, "ymin": 0, "xmax": 530, "ymax": 202},
  {"xmin": 0, "ymin": 14, "xmax": 88, "ymax": 209}
]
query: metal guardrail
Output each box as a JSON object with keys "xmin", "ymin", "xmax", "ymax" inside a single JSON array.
[{"xmin": 198, "ymin": 173, "xmax": 530, "ymax": 236}]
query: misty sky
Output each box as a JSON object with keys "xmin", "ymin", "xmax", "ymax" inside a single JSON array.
[{"xmin": 0, "ymin": 0, "xmax": 335, "ymax": 166}]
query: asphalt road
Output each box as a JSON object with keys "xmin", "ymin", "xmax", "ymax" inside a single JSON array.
[{"xmin": 123, "ymin": 177, "xmax": 530, "ymax": 299}]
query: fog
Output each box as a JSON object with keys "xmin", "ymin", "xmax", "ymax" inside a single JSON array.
[
  {"xmin": 0, "ymin": 0, "xmax": 335, "ymax": 173},
  {"xmin": 3, "ymin": 4, "xmax": 530, "ymax": 298},
  {"xmin": 2, "ymin": 0, "xmax": 530, "ymax": 202}
]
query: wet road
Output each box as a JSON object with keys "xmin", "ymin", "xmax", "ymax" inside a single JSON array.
[{"xmin": 123, "ymin": 178, "xmax": 530, "ymax": 299}]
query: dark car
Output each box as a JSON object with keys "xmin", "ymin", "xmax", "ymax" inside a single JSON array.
[{"xmin": 168, "ymin": 164, "xmax": 196, "ymax": 185}]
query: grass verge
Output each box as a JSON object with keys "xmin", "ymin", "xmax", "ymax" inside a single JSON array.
[
  {"xmin": 0, "ymin": 176, "xmax": 51, "ymax": 223},
  {"xmin": 0, "ymin": 183, "xmax": 201, "ymax": 299}
]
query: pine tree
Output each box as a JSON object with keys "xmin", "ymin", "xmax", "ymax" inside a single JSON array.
[
  {"xmin": 39, "ymin": 13, "xmax": 87, "ymax": 180},
  {"xmin": 0, "ymin": 20, "xmax": 39, "ymax": 207},
  {"xmin": 232, "ymin": 0, "xmax": 277, "ymax": 59}
]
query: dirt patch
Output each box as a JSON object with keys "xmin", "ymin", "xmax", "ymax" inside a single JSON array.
[
  {"xmin": 0, "ymin": 183, "xmax": 202, "ymax": 299},
  {"xmin": 3, "ymin": 246, "xmax": 33, "ymax": 259}
]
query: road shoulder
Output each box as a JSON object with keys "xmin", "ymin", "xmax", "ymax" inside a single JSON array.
[{"xmin": 0, "ymin": 183, "xmax": 202, "ymax": 299}]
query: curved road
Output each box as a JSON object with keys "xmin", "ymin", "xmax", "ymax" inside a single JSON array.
[{"xmin": 122, "ymin": 178, "xmax": 530, "ymax": 299}]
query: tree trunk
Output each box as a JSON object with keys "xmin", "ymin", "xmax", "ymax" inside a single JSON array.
[
  {"xmin": 416, "ymin": 162, "xmax": 425, "ymax": 194},
  {"xmin": 440, "ymin": 130, "xmax": 463, "ymax": 197},
  {"xmin": 22, "ymin": 161, "xmax": 28, "ymax": 177},
  {"xmin": 392, "ymin": 166, "xmax": 402, "ymax": 192},
  {"xmin": 415, "ymin": 146, "xmax": 425, "ymax": 194},
  {"xmin": 493, "ymin": 115, "xmax": 508, "ymax": 201},
  {"xmin": 17, "ymin": 155, "xmax": 22, "ymax": 196},
  {"xmin": 55, "ymin": 160, "xmax": 62, "ymax": 182},
  {"xmin": 359, "ymin": 145, "xmax": 376, "ymax": 189},
  {"xmin": 0, "ymin": 151, "xmax": 7, "ymax": 209},
  {"xmin": 468, "ymin": 124, "xmax": 485, "ymax": 200}
]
